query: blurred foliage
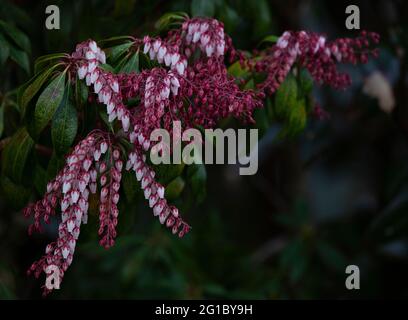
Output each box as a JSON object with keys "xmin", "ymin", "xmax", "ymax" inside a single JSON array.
[{"xmin": 1, "ymin": 0, "xmax": 408, "ymax": 299}]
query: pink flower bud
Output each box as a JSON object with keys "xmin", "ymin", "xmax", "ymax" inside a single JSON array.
[
  {"xmin": 90, "ymin": 182, "xmax": 97, "ymax": 194},
  {"xmin": 149, "ymin": 194, "xmax": 158, "ymax": 208},
  {"xmin": 113, "ymin": 149, "xmax": 120, "ymax": 160},
  {"xmin": 78, "ymin": 65, "xmax": 87, "ymax": 79},
  {"xmin": 83, "ymin": 158, "xmax": 92, "ymax": 171},
  {"xmin": 99, "ymin": 162, "xmax": 107, "ymax": 173},
  {"xmin": 101, "ymin": 187, "xmax": 109, "ymax": 199},
  {"xmin": 115, "ymin": 160, "xmax": 123, "ymax": 171},
  {"xmin": 78, "ymin": 180, "xmax": 87, "ymax": 193},
  {"xmin": 122, "ymin": 114, "xmax": 130, "ymax": 132},
  {"xmin": 71, "ymin": 190, "xmax": 80, "ymax": 204},
  {"xmin": 100, "ymin": 175, "xmax": 107, "ymax": 186},
  {"xmin": 112, "ymin": 193, "xmax": 120, "ymax": 204},
  {"xmin": 113, "ymin": 182, "xmax": 120, "ymax": 192},
  {"xmin": 62, "ymin": 246, "xmax": 70, "ymax": 259},
  {"xmin": 157, "ymin": 185, "xmax": 165, "ymax": 199},
  {"xmin": 62, "ymin": 181, "xmax": 71, "ymax": 194},
  {"xmin": 67, "ymin": 219, "xmax": 76, "ymax": 233},
  {"xmin": 136, "ymin": 168, "xmax": 144, "ymax": 181},
  {"xmin": 94, "ymin": 149, "xmax": 102, "ymax": 161},
  {"xmin": 90, "ymin": 169, "xmax": 97, "ymax": 182},
  {"xmin": 86, "ymin": 50, "xmax": 96, "ymax": 60},
  {"xmin": 89, "ymin": 40, "xmax": 98, "ymax": 53}
]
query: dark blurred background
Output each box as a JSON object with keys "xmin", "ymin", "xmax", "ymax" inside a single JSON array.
[{"xmin": 1, "ymin": 0, "xmax": 408, "ymax": 299}]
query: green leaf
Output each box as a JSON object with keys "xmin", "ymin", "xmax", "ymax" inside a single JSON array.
[
  {"xmin": 286, "ymin": 98, "xmax": 307, "ymax": 136},
  {"xmin": 33, "ymin": 53, "xmax": 65, "ymax": 75},
  {"xmin": 0, "ymin": 33, "xmax": 10, "ymax": 66},
  {"xmin": 9, "ymin": 45, "xmax": 30, "ymax": 73},
  {"xmin": 155, "ymin": 12, "xmax": 189, "ymax": 31},
  {"xmin": 275, "ymin": 73, "xmax": 298, "ymax": 119},
  {"xmin": 75, "ymin": 79, "xmax": 89, "ymax": 108},
  {"xmin": 1, "ymin": 127, "xmax": 34, "ymax": 183},
  {"xmin": 227, "ymin": 61, "xmax": 250, "ymax": 79},
  {"xmin": 20, "ymin": 64, "xmax": 60, "ymax": 117},
  {"xmin": 34, "ymin": 72, "xmax": 66, "ymax": 135},
  {"xmin": 299, "ymin": 69, "xmax": 313, "ymax": 95},
  {"xmin": 0, "ymin": 20, "xmax": 30, "ymax": 53},
  {"xmin": 165, "ymin": 176, "xmax": 185, "ymax": 200},
  {"xmin": 258, "ymin": 34, "xmax": 279, "ymax": 47},
  {"xmin": 108, "ymin": 42, "xmax": 133, "ymax": 63},
  {"xmin": 120, "ymin": 51, "xmax": 139, "ymax": 74},
  {"xmin": 99, "ymin": 63, "xmax": 115, "ymax": 73},
  {"xmin": 191, "ymin": 0, "xmax": 216, "ymax": 17},
  {"xmin": 51, "ymin": 87, "xmax": 78, "ymax": 156}
]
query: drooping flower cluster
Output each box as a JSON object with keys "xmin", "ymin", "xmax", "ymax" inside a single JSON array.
[
  {"xmin": 143, "ymin": 36, "xmax": 187, "ymax": 76},
  {"xmin": 76, "ymin": 40, "xmax": 131, "ymax": 131},
  {"xmin": 182, "ymin": 17, "xmax": 226, "ymax": 58},
  {"xmin": 23, "ymin": 15, "xmax": 379, "ymax": 295},
  {"xmin": 254, "ymin": 30, "xmax": 380, "ymax": 93},
  {"xmin": 126, "ymin": 147, "xmax": 190, "ymax": 237},
  {"xmin": 25, "ymin": 131, "xmax": 123, "ymax": 294}
]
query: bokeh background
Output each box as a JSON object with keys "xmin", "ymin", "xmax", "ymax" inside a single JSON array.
[{"xmin": 1, "ymin": 0, "xmax": 408, "ymax": 299}]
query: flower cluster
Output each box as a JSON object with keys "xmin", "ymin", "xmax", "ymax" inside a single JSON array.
[
  {"xmin": 25, "ymin": 132, "xmax": 116, "ymax": 294},
  {"xmin": 143, "ymin": 36, "xmax": 187, "ymax": 76},
  {"xmin": 23, "ymin": 15, "xmax": 379, "ymax": 295},
  {"xmin": 76, "ymin": 40, "xmax": 131, "ymax": 131},
  {"xmin": 182, "ymin": 17, "xmax": 226, "ymax": 58},
  {"xmin": 126, "ymin": 147, "xmax": 190, "ymax": 237},
  {"xmin": 254, "ymin": 30, "xmax": 380, "ymax": 93}
]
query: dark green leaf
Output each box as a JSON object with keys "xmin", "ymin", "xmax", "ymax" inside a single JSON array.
[
  {"xmin": 299, "ymin": 69, "xmax": 313, "ymax": 94},
  {"xmin": 20, "ymin": 64, "xmax": 59, "ymax": 117},
  {"xmin": 108, "ymin": 42, "xmax": 133, "ymax": 63},
  {"xmin": 0, "ymin": 20, "xmax": 30, "ymax": 53},
  {"xmin": 9, "ymin": 45, "xmax": 30, "ymax": 73},
  {"xmin": 120, "ymin": 52, "xmax": 139, "ymax": 74},
  {"xmin": 258, "ymin": 34, "xmax": 279, "ymax": 46},
  {"xmin": 34, "ymin": 72, "xmax": 66, "ymax": 135},
  {"xmin": 155, "ymin": 12, "xmax": 188, "ymax": 31},
  {"xmin": 275, "ymin": 73, "xmax": 298, "ymax": 119},
  {"xmin": 51, "ymin": 88, "xmax": 78, "ymax": 156},
  {"xmin": 33, "ymin": 53, "xmax": 65, "ymax": 75},
  {"xmin": 286, "ymin": 98, "xmax": 307, "ymax": 136},
  {"xmin": 75, "ymin": 79, "xmax": 89, "ymax": 108},
  {"xmin": 1, "ymin": 127, "xmax": 34, "ymax": 183},
  {"xmin": 165, "ymin": 176, "xmax": 185, "ymax": 200}
]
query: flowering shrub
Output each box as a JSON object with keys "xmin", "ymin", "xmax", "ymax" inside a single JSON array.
[{"xmin": 1, "ymin": 13, "xmax": 379, "ymax": 295}]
